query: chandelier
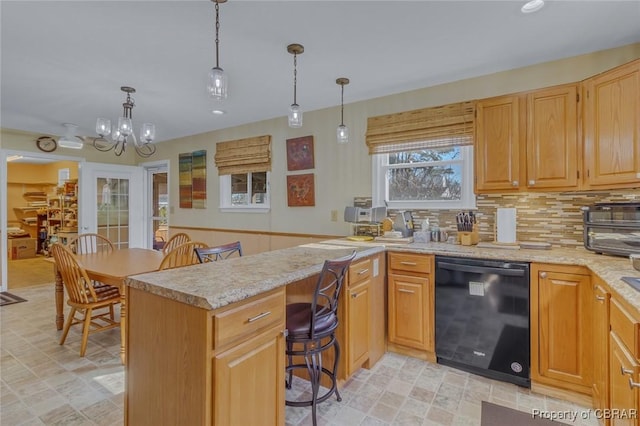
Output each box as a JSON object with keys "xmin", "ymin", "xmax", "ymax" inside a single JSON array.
[
  {"xmin": 336, "ymin": 78, "xmax": 350, "ymax": 144},
  {"xmin": 287, "ymin": 43, "xmax": 304, "ymax": 128},
  {"xmin": 207, "ymin": 0, "xmax": 228, "ymax": 100},
  {"xmin": 92, "ymin": 86, "xmax": 156, "ymax": 157}
]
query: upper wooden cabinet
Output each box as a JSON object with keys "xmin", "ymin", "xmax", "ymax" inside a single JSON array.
[
  {"xmin": 526, "ymin": 84, "xmax": 580, "ymax": 190},
  {"xmin": 475, "ymin": 94, "xmax": 524, "ymax": 192},
  {"xmin": 583, "ymin": 59, "xmax": 640, "ymax": 189},
  {"xmin": 475, "ymin": 59, "xmax": 639, "ymax": 193}
]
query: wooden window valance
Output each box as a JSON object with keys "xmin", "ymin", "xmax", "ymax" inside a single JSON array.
[
  {"xmin": 365, "ymin": 101, "xmax": 475, "ymax": 154},
  {"xmin": 214, "ymin": 135, "xmax": 272, "ymax": 175}
]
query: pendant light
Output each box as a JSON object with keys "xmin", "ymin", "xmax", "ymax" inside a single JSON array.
[
  {"xmin": 207, "ymin": 0, "xmax": 228, "ymax": 100},
  {"xmin": 287, "ymin": 43, "xmax": 304, "ymax": 128},
  {"xmin": 336, "ymin": 78, "xmax": 350, "ymax": 144}
]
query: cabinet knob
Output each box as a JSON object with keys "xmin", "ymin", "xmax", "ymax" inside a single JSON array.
[
  {"xmin": 512, "ymin": 180, "xmax": 519, "ymax": 187},
  {"xmin": 539, "ymin": 272, "xmax": 547, "ymax": 279},
  {"xmin": 629, "ymin": 378, "xmax": 640, "ymax": 389},
  {"xmin": 528, "ymin": 180, "xmax": 535, "ymax": 186}
]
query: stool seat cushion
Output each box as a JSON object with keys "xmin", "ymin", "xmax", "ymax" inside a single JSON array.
[{"xmin": 286, "ymin": 303, "xmax": 338, "ymax": 338}]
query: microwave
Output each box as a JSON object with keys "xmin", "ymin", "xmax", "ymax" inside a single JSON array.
[{"xmin": 583, "ymin": 202, "xmax": 640, "ymax": 257}]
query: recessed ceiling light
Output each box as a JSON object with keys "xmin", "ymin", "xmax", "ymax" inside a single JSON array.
[
  {"xmin": 521, "ymin": 0, "xmax": 544, "ymax": 13},
  {"xmin": 212, "ymin": 109, "xmax": 226, "ymax": 115}
]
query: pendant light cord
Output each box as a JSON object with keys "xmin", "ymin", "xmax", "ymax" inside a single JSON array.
[
  {"xmin": 293, "ymin": 52, "xmax": 298, "ymax": 105},
  {"xmin": 340, "ymin": 83, "xmax": 345, "ymax": 126},
  {"xmin": 215, "ymin": 1, "xmax": 220, "ymax": 68}
]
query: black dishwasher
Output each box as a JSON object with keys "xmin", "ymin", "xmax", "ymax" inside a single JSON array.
[{"xmin": 435, "ymin": 256, "xmax": 530, "ymax": 387}]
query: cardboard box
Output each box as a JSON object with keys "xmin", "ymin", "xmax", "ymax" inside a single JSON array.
[{"xmin": 8, "ymin": 238, "xmax": 37, "ymax": 260}]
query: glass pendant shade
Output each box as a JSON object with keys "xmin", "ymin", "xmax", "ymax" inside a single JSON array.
[
  {"xmin": 288, "ymin": 103, "xmax": 303, "ymax": 128},
  {"xmin": 207, "ymin": 66, "xmax": 228, "ymax": 99},
  {"xmin": 337, "ymin": 124, "xmax": 349, "ymax": 144},
  {"xmin": 111, "ymin": 126, "xmax": 122, "ymax": 142},
  {"xmin": 96, "ymin": 118, "xmax": 111, "ymax": 137},
  {"xmin": 118, "ymin": 116, "xmax": 132, "ymax": 136},
  {"xmin": 140, "ymin": 123, "xmax": 156, "ymax": 143}
]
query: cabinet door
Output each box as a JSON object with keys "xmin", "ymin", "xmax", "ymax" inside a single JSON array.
[
  {"xmin": 475, "ymin": 94, "xmax": 524, "ymax": 192},
  {"xmin": 609, "ymin": 332, "xmax": 640, "ymax": 426},
  {"xmin": 526, "ymin": 84, "xmax": 579, "ymax": 190},
  {"xmin": 533, "ymin": 268, "xmax": 593, "ymax": 392},
  {"xmin": 388, "ymin": 273, "xmax": 430, "ymax": 351},
  {"xmin": 584, "ymin": 59, "xmax": 640, "ymax": 188},
  {"xmin": 347, "ymin": 280, "xmax": 370, "ymax": 376},
  {"xmin": 214, "ymin": 325, "xmax": 285, "ymax": 426},
  {"xmin": 593, "ymin": 284, "xmax": 611, "ymax": 415}
]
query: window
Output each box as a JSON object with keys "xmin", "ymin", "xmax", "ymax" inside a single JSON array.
[
  {"xmin": 220, "ymin": 171, "xmax": 270, "ymax": 212},
  {"xmin": 373, "ymin": 145, "xmax": 475, "ymax": 210}
]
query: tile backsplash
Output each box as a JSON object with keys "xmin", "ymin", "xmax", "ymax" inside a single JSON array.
[{"xmin": 355, "ymin": 189, "xmax": 639, "ymax": 248}]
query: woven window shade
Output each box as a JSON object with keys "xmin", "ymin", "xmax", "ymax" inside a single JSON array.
[
  {"xmin": 365, "ymin": 101, "xmax": 475, "ymax": 154},
  {"xmin": 215, "ymin": 135, "xmax": 271, "ymax": 175}
]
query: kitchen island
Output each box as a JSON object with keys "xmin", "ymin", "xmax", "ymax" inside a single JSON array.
[{"xmin": 125, "ymin": 243, "xmax": 385, "ymax": 426}]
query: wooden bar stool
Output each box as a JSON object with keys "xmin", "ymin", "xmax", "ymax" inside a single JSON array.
[{"xmin": 285, "ymin": 251, "xmax": 356, "ymax": 426}]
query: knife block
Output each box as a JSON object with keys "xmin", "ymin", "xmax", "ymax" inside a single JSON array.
[{"xmin": 457, "ymin": 225, "xmax": 479, "ymax": 246}]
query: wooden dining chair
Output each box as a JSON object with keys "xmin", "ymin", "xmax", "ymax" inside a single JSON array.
[
  {"xmin": 51, "ymin": 243, "xmax": 121, "ymax": 357},
  {"xmin": 69, "ymin": 233, "xmax": 114, "ymax": 254},
  {"xmin": 162, "ymin": 232, "xmax": 192, "ymax": 255},
  {"xmin": 195, "ymin": 241, "xmax": 243, "ymax": 263},
  {"xmin": 158, "ymin": 241, "xmax": 208, "ymax": 270}
]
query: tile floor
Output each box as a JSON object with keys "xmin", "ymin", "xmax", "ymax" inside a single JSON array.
[{"xmin": 1, "ymin": 283, "xmax": 601, "ymax": 426}]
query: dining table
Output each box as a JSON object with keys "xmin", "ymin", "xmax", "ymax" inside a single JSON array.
[{"xmin": 49, "ymin": 247, "xmax": 164, "ymax": 364}]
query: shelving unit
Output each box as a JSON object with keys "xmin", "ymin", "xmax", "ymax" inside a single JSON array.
[{"xmin": 46, "ymin": 180, "xmax": 78, "ymax": 248}]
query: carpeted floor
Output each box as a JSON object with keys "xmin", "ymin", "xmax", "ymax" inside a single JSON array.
[
  {"xmin": 482, "ymin": 401, "xmax": 569, "ymax": 426},
  {"xmin": 7, "ymin": 256, "xmax": 54, "ymax": 289}
]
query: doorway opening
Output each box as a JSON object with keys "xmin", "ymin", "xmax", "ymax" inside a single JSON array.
[{"xmin": 145, "ymin": 164, "xmax": 169, "ymax": 251}]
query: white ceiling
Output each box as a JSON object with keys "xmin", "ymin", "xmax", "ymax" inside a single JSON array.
[{"xmin": 2, "ymin": 1, "xmax": 640, "ymax": 144}]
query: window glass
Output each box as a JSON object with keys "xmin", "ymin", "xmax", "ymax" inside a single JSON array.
[
  {"xmin": 373, "ymin": 145, "xmax": 475, "ymax": 210},
  {"xmin": 221, "ymin": 172, "xmax": 270, "ymax": 211}
]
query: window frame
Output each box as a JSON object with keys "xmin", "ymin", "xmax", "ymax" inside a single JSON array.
[
  {"xmin": 372, "ymin": 145, "xmax": 476, "ymax": 210},
  {"xmin": 219, "ymin": 171, "xmax": 271, "ymax": 213}
]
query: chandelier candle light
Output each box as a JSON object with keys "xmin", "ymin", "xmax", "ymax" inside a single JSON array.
[
  {"xmin": 287, "ymin": 43, "xmax": 304, "ymax": 128},
  {"xmin": 93, "ymin": 86, "xmax": 156, "ymax": 157},
  {"xmin": 58, "ymin": 123, "xmax": 84, "ymax": 149},
  {"xmin": 336, "ymin": 78, "xmax": 350, "ymax": 144},
  {"xmin": 207, "ymin": 0, "xmax": 228, "ymax": 100}
]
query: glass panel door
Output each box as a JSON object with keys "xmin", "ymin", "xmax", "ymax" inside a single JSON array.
[
  {"xmin": 97, "ymin": 177, "xmax": 130, "ymax": 249},
  {"xmin": 148, "ymin": 169, "xmax": 168, "ymax": 250}
]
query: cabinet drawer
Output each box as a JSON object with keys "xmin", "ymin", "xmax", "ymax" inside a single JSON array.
[
  {"xmin": 610, "ymin": 298, "xmax": 640, "ymax": 359},
  {"xmin": 213, "ymin": 289, "xmax": 285, "ymax": 350},
  {"xmin": 388, "ymin": 252, "xmax": 431, "ymax": 274},
  {"xmin": 349, "ymin": 258, "xmax": 372, "ymax": 287}
]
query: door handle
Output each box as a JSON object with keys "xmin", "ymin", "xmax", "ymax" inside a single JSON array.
[
  {"xmin": 357, "ymin": 269, "xmax": 369, "ymax": 275},
  {"xmin": 400, "ymin": 261, "xmax": 417, "ymax": 266},
  {"xmin": 621, "ymin": 366, "xmax": 634, "ymax": 376},
  {"xmin": 398, "ymin": 288, "xmax": 415, "ymax": 294},
  {"xmin": 595, "ymin": 295, "xmax": 606, "ymax": 302},
  {"xmin": 247, "ymin": 311, "xmax": 271, "ymax": 323}
]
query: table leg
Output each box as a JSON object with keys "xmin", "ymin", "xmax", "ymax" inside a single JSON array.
[
  {"xmin": 120, "ymin": 284, "xmax": 126, "ymax": 365},
  {"xmin": 54, "ymin": 263, "xmax": 64, "ymax": 330}
]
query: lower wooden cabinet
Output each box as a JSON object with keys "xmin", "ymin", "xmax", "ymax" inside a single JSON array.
[
  {"xmin": 609, "ymin": 331, "xmax": 640, "ymax": 426},
  {"xmin": 346, "ymin": 281, "xmax": 370, "ymax": 375},
  {"xmin": 531, "ymin": 263, "xmax": 593, "ymax": 394},
  {"xmin": 214, "ymin": 324, "xmax": 285, "ymax": 425},
  {"xmin": 593, "ymin": 282, "xmax": 611, "ymax": 420},
  {"xmin": 387, "ymin": 252, "xmax": 434, "ymax": 354}
]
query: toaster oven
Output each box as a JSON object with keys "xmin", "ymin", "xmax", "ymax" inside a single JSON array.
[{"xmin": 583, "ymin": 202, "xmax": 640, "ymax": 257}]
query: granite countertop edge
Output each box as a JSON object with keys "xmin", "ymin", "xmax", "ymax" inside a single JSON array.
[{"xmin": 126, "ymin": 239, "xmax": 640, "ymax": 313}]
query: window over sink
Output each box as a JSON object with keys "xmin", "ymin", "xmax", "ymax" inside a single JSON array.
[{"xmin": 372, "ymin": 145, "xmax": 476, "ymax": 210}]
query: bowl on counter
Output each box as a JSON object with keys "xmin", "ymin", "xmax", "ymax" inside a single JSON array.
[{"xmin": 631, "ymin": 253, "xmax": 640, "ymax": 272}]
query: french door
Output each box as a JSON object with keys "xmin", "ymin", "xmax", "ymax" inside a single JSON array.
[{"xmin": 79, "ymin": 162, "xmax": 144, "ymax": 248}]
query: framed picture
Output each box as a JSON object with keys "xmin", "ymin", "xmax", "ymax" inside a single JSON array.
[
  {"xmin": 286, "ymin": 135, "xmax": 314, "ymax": 171},
  {"xmin": 287, "ymin": 173, "xmax": 315, "ymax": 207}
]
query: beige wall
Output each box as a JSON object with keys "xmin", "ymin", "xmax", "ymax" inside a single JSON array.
[{"xmin": 154, "ymin": 43, "xmax": 640, "ymax": 239}]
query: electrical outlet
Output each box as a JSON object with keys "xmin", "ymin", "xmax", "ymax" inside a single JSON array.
[{"xmin": 331, "ymin": 210, "xmax": 338, "ymax": 222}]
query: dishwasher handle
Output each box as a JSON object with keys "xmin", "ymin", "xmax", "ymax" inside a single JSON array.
[{"xmin": 437, "ymin": 261, "xmax": 526, "ymax": 277}]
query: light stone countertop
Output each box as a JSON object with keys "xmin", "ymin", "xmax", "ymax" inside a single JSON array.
[
  {"xmin": 127, "ymin": 238, "xmax": 640, "ymax": 313},
  {"xmin": 126, "ymin": 243, "xmax": 384, "ymax": 311}
]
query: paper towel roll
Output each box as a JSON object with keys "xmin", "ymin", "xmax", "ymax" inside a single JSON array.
[{"xmin": 496, "ymin": 208, "xmax": 517, "ymax": 244}]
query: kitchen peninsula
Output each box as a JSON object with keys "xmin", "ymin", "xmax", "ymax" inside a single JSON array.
[{"xmin": 125, "ymin": 239, "xmax": 640, "ymax": 425}]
